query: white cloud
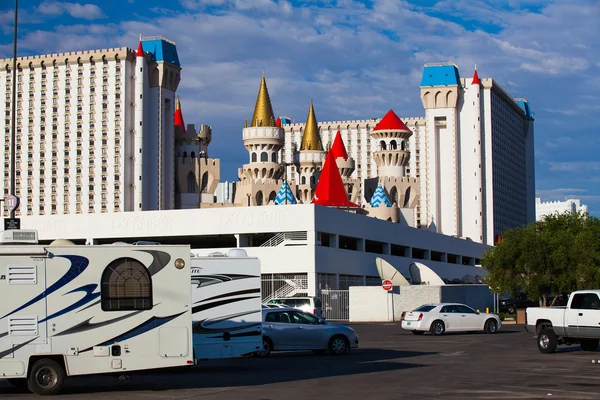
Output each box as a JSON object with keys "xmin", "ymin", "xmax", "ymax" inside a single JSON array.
[
  {"xmin": 37, "ymin": 2, "xmax": 107, "ymax": 20},
  {"xmin": 547, "ymin": 162, "xmax": 600, "ymax": 173}
]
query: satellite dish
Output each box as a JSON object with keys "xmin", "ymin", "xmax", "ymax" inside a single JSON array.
[
  {"xmin": 409, "ymin": 262, "xmax": 446, "ymax": 286},
  {"xmin": 49, "ymin": 239, "xmax": 75, "ymax": 246},
  {"xmin": 375, "ymin": 257, "xmax": 411, "ymax": 286}
]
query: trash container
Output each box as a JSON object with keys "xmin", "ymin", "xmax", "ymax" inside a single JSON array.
[{"xmin": 516, "ymin": 309, "xmax": 526, "ymax": 325}]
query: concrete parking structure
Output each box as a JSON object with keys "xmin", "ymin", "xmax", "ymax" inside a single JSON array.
[{"xmin": 2, "ymin": 324, "xmax": 600, "ymax": 399}]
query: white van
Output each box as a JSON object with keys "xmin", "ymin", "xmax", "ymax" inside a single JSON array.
[{"xmin": 266, "ymin": 297, "xmax": 322, "ymax": 317}]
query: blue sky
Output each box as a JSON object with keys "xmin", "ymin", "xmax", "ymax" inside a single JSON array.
[{"xmin": 1, "ymin": 0, "xmax": 599, "ymax": 215}]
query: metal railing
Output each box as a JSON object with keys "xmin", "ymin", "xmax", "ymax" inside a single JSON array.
[
  {"xmin": 260, "ymin": 231, "xmax": 308, "ymax": 247},
  {"xmin": 261, "ymin": 273, "xmax": 308, "ymax": 302}
]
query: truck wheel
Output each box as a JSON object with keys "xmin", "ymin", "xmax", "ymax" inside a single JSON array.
[
  {"xmin": 580, "ymin": 339, "xmax": 599, "ymax": 352},
  {"xmin": 27, "ymin": 358, "xmax": 66, "ymax": 395},
  {"xmin": 537, "ymin": 329, "xmax": 558, "ymax": 354}
]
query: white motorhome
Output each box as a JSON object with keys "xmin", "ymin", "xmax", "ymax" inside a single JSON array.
[
  {"xmin": 0, "ymin": 230, "xmax": 193, "ymax": 395},
  {"xmin": 190, "ymin": 249, "xmax": 262, "ymax": 360}
]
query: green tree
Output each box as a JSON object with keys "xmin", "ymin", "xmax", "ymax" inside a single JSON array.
[{"xmin": 483, "ymin": 212, "xmax": 600, "ymax": 306}]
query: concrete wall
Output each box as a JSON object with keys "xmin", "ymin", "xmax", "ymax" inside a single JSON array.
[{"xmin": 349, "ymin": 285, "xmax": 494, "ymax": 322}]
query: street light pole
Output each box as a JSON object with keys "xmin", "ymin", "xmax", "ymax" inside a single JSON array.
[{"xmin": 9, "ymin": 0, "xmax": 19, "ymax": 219}]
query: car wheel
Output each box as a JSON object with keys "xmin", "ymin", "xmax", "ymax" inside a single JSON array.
[
  {"xmin": 430, "ymin": 320, "xmax": 445, "ymax": 336},
  {"xmin": 508, "ymin": 306, "xmax": 516, "ymax": 315},
  {"xmin": 254, "ymin": 337, "xmax": 272, "ymax": 357},
  {"xmin": 328, "ymin": 335, "xmax": 349, "ymax": 355},
  {"xmin": 412, "ymin": 330, "xmax": 425, "ymax": 335},
  {"xmin": 484, "ymin": 319, "xmax": 498, "ymax": 334},
  {"xmin": 27, "ymin": 358, "xmax": 66, "ymax": 396},
  {"xmin": 7, "ymin": 378, "xmax": 28, "ymax": 390},
  {"xmin": 537, "ymin": 329, "xmax": 557, "ymax": 354},
  {"xmin": 580, "ymin": 339, "xmax": 599, "ymax": 352}
]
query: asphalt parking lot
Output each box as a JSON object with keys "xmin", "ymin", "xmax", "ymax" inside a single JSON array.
[{"xmin": 2, "ymin": 323, "xmax": 600, "ymax": 400}]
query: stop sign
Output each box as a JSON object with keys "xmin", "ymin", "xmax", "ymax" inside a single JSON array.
[{"xmin": 382, "ymin": 279, "xmax": 393, "ymax": 291}]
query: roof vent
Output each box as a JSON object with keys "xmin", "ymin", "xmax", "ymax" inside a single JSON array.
[{"xmin": 227, "ymin": 249, "xmax": 248, "ymax": 258}]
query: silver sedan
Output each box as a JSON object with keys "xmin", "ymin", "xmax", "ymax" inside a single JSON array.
[{"xmin": 255, "ymin": 307, "xmax": 359, "ymax": 356}]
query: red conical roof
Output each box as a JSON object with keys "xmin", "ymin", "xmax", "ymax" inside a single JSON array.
[
  {"xmin": 174, "ymin": 97, "xmax": 185, "ymax": 133},
  {"xmin": 136, "ymin": 40, "xmax": 144, "ymax": 57},
  {"xmin": 312, "ymin": 150, "xmax": 358, "ymax": 208},
  {"xmin": 330, "ymin": 130, "xmax": 348, "ymax": 160},
  {"xmin": 472, "ymin": 68, "xmax": 480, "ymax": 85},
  {"xmin": 373, "ymin": 109, "xmax": 410, "ymax": 132}
]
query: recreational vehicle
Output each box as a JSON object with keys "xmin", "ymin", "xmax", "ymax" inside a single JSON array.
[
  {"xmin": 0, "ymin": 230, "xmax": 193, "ymax": 395},
  {"xmin": 190, "ymin": 249, "xmax": 263, "ymax": 359}
]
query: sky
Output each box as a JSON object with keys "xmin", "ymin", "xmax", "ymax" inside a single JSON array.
[{"xmin": 1, "ymin": 0, "xmax": 599, "ymax": 215}]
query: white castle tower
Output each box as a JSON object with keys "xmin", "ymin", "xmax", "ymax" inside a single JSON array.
[
  {"xmin": 419, "ymin": 63, "xmax": 461, "ymax": 235},
  {"xmin": 460, "ymin": 67, "xmax": 484, "ymax": 241},
  {"xmin": 233, "ymin": 74, "xmax": 287, "ymax": 206},
  {"xmin": 293, "ymin": 100, "xmax": 326, "ymax": 203},
  {"xmin": 134, "ymin": 38, "xmax": 145, "ymax": 211}
]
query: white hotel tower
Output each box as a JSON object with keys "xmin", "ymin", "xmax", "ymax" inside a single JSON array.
[
  {"xmin": 0, "ymin": 36, "xmax": 181, "ymax": 216},
  {"xmin": 284, "ymin": 63, "xmax": 536, "ymax": 245}
]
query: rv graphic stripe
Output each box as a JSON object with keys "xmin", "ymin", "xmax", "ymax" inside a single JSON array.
[
  {"xmin": 196, "ymin": 310, "xmax": 261, "ymax": 327},
  {"xmin": 135, "ymin": 250, "xmax": 171, "ymax": 276},
  {"xmin": 196, "ymin": 288, "xmax": 261, "ymax": 304},
  {"xmin": 207, "ymin": 330, "xmax": 261, "ymax": 339},
  {"xmin": 193, "ymin": 321, "xmax": 262, "ymax": 334},
  {"xmin": 0, "ymin": 255, "xmax": 89, "ymax": 320},
  {"xmin": 0, "ymin": 331, "xmax": 7, "ymax": 339},
  {"xmin": 78, "ymin": 312, "xmax": 187, "ymax": 352},
  {"xmin": 40, "ymin": 284, "xmax": 101, "ymax": 323},
  {"xmin": 77, "ymin": 299, "xmax": 101, "ymax": 313},
  {"xmin": 54, "ymin": 310, "xmax": 145, "ymax": 337},
  {"xmin": 192, "ymin": 296, "xmax": 261, "ymax": 314},
  {"xmin": 0, "ymin": 337, "xmax": 38, "ymax": 359}
]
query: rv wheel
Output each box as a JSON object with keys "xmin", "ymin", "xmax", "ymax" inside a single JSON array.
[{"xmin": 28, "ymin": 359, "xmax": 66, "ymax": 396}]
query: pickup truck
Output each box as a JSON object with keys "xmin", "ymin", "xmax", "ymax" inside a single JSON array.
[{"xmin": 526, "ymin": 290, "xmax": 600, "ymax": 353}]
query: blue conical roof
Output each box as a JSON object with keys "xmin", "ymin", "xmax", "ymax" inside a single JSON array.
[
  {"xmin": 274, "ymin": 180, "xmax": 297, "ymax": 205},
  {"xmin": 370, "ymin": 184, "xmax": 392, "ymax": 208}
]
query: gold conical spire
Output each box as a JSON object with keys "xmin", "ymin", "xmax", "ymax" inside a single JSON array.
[
  {"xmin": 176, "ymin": 95, "xmax": 181, "ymax": 110},
  {"xmin": 250, "ymin": 73, "xmax": 276, "ymax": 127},
  {"xmin": 300, "ymin": 98, "xmax": 323, "ymax": 151}
]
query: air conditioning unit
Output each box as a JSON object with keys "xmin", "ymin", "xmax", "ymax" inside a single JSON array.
[{"xmin": 0, "ymin": 229, "xmax": 39, "ymax": 244}]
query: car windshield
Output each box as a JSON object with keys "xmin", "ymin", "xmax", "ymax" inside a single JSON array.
[{"xmin": 414, "ymin": 305, "xmax": 436, "ymax": 312}]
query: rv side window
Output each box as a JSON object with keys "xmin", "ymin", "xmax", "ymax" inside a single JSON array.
[{"xmin": 101, "ymin": 258, "xmax": 153, "ymax": 311}]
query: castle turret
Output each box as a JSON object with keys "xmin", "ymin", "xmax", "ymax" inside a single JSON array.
[
  {"xmin": 364, "ymin": 109, "xmax": 420, "ymax": 223},
  {"xmin": 371, "ymin": 109, "xmax": 412, "ymax": 177},
  {"xmin": 233, "ymin": 73, "xmax": 287, "ymax": 206},
  {"xmin": 174, "ymin": 98, "xmax": 221, "ymax": 209},
  {"xmin": 294, "ymin": 99, "xmax": 326, "ymax": 203},
  {"xmin": 134, "ymin": 37, "xmax": 145, "ymax": 211}
]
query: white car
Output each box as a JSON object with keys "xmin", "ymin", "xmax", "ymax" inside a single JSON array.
[{"xmin": 401, "ymin": 303, "xmax": 501, "ymax": 335}]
